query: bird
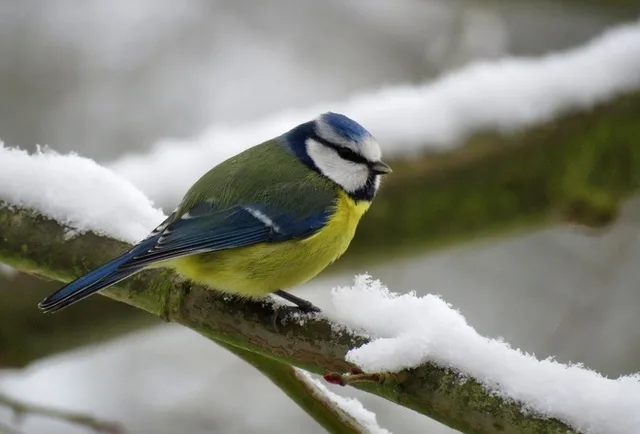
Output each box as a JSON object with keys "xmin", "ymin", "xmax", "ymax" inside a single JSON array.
[{"xmin": 38, "ymin": 112, "xmax": 392, "ymax": 314}]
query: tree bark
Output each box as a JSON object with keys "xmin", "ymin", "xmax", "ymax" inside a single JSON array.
[
  {"xmin": 2, "ymin": 90, "xmax": 640, "ymax": 371},
  {"xmin": 1, "ymin": 205, "xmax": 578, "ymax": 434},
  {"xmin": 3, "ymin": 90, "xmax": 640, "ymax": 433}
]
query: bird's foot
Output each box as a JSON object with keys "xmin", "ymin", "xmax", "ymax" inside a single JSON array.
[
  {"xmin": 270, "ymin": 290, "xmax": 321, "ymax": 332},
  {"xmin": 273, "ymin": 290, "xmax": 321, "ymax": 313},
  {"xmin": 271, "ymin": 305, "xmax": 319, "ymax": 333}
]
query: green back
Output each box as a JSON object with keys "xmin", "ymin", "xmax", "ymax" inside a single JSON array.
[{"xmin": 177, "ymin": 138, "xmax": 336, "ymax": 217}]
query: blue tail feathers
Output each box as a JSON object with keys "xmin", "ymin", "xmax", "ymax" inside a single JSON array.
[{"xmin": 38, "ymin": 237, "xmax": 157, "ymax": 313}]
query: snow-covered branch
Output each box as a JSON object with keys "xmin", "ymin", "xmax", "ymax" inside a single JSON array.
[
  {"xmin": 3, "ymin": 21, "xmax": 640, "ymax": 433},
  {"xmin": 0, "ymin": 202, "xmax": 578, "ymax": 434},
  {"xmin": 4, "ymin": 96, "xmax": 640, "ymax": 431},
  {"xmin": 293, "ymin": 369, "xmax": 390, "ymax": 434},
  {"xmin": 108, "ymin": 21, "xmax": 640, "ymax": 208},
  {"xmin": 2, "ymin": 81, "xmax": 640, "ymax": 371},
  {"xmin": 212, "ymin": 339, "xmax": 385, "ymax": 434}
]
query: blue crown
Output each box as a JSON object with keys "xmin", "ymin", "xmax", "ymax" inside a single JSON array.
[
  {"xmin": 281, "ymin": 112, "xmax": 372, "ymax": 172},
  {"xmin": 318, "ymin": 112, "xmax": 371, "ymax": 143}
]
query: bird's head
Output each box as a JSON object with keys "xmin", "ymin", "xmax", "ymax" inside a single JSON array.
[{"xmin": 283, "ymin": 112, "xmax": 392, "ymax": 201}]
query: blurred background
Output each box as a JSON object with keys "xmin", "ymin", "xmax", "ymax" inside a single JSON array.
[{"xmin": 1, "ymin": 1, "xmax": 639, "ymax": 433}]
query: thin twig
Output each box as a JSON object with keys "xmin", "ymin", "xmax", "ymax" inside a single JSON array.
[
  {"xmin": 216, "ymin": 339, "xmax": 366, "ymax": 434},
  {"xmin": 0, "ymin": 393, "xmax": 123, "ymax": 433},
  {"xmin": 0, "ymin": 420, "xmax": 27, "ymax": 434}
]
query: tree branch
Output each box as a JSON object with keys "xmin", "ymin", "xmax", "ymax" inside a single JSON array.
[
  {"xmin": 0, "ymin": 420, "xmax": 26, "ymax": 434},
  {"xmin": 3, "ymin": 90, "xmax": 640, "ymax": 371},
  {"xmin": 346, "ymin": 92, "xmax": 640, "ymax": 267},
  {"xmin": 0, "ymin": 392, "xmax": 123, "ymax": 433},
  {"xmin": 0, "ymin": 273, "xmax": 159, "ymax": 367},
  {"xmin": 3, "ymin": 89, "xmax": 640, "ymax": 432},
  {"xmin": 217, "ymin": 341, "xmax": 368, "ymax": 434},
  {"xmin": 0, "ymin": 204, "xmax": 578, "ymax": 434}
]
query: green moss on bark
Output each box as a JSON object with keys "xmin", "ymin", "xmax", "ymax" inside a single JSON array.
[
  {"xmin": 0, "ymin": 205, "xmax": 578, "ymax": 433},
  {"xmin": 3, "ymin": 90, "xmax": 640, "ymax": 433}
]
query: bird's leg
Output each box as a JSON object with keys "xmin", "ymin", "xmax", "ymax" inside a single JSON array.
[
  {"xmin": 273, "ymin": 290, "xmax": 321, "ymax": 313},
  {"xmin": 270, "ymin": 290, "xmax": 321, "ymax": 333}
]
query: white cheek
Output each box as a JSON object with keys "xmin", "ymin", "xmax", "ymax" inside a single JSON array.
[
  {"xmin": 306, "ymin": 139, "xmax": 369, "ymax": 192},
  {"xmin": 334, "ymin": 165, "xmax": 370, "ymax": 193},
  {"xmin": 361, "ymin": 137, "xmax": 382, "ymax": 162}
]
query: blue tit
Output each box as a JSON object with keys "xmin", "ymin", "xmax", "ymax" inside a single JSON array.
[{"xmin": 38, "ymin": 112, "xmax": 392, "ymax": 314}]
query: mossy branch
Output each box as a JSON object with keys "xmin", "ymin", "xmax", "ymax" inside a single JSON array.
[
  {"xmin": 218, "ymin": 341, "xmax": 368, "ymax": 434},
  {"xmin": 346, "ymin": 92, "xmax": 640, "ymax": 266},
  {"xmin": 3, "ymin": 91, "xmax": 640, "ymax": 371},
  {"xmin": 0, "ymin": 205, "xmax": 577, "ymax": 434},
  {"xmin": 3, "ymin": 90, "xmax": 640, "ymax": 433}
]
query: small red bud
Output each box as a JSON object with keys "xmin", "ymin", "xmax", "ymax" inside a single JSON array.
[{"xmin": 323, "ymin": 372, "xmax": 345, "ymax": 386}]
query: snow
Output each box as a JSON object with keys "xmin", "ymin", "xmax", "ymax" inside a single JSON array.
[
  {"xmin": 328, "ymin": 274, "xmax": 640, "ymax": 434},
  {"xmin": 0, "ymin": 144, "xmax": 166, "ymax": 243},
  {"xmin": 109, "ymin": 20, "xmax": 640, "ymax": 207},
  {"xmin": 0, "ymin": 263, "xmax": 17, "ymax": 279},
  {"xmin": 294, "ymin": 369, "xmax": 391, "ymax": 434},
  {"xmin": 1, "ymin": 19, "xmax": 639, "ymax": 434}
]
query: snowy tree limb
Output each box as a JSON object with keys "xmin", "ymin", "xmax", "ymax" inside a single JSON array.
[
  {"xmin": 217, "ymin": 341, "xmax": 370, "ymax": 434},
  {"xmin": 350, "ymin": 92, "xmax": 640, "ymax": 266},
  {"xmin": 3, "ymin": 90, "xmax": 640, "ymax": 370},
  {"xmin": 0, "ymin": 205, "xmax": 578, "ymax": 434},
  {"xmin": 3, "ymin": 90, "xmax": 640, "ymax": 433}
]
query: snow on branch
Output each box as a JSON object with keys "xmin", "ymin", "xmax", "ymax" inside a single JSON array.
[
  {"xmin": 0, "ymin": 145, "xmax": 634, "ymax": 433},
  {"xmin": 108, "ymin": 21, "xmax": 640, "ymax": 206},
  {"xmin": 294, "ymin": 369, "xmax": 391, "ymax": 434},
  {"xmin": 0, "ymin": 144, "xmax": 165, "ymax": 243},
  {"xmin": 0, "ymin": 185, "xmax": 576, "ymax": 433},
  {"xmin": 328, "ymin": 275, "xmax": 640, "ymax": 434},
  {"xmin": 2, "ymin": 20, "xmax": 640, "ymax": 434}
]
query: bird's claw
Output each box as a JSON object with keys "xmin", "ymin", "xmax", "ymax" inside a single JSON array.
[{"xmin": 271, "ymin": 304, "xmax": 320, "ymax": 332}]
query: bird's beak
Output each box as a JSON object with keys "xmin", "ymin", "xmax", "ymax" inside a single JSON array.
[{"xmin": 370, "ymin": 161, "xmax": 392, "ymax": 175}]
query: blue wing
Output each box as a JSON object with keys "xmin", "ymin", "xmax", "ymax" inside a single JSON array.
[
  {"xmin": 38, "ymin": 201, "xmax": 331, "ymax": 313},
  {"xmin": 122, "ymin": 202, "xmax": 330, "ymax": 268}
]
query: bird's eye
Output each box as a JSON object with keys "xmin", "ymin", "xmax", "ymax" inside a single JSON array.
[{"xmin": 336, "ymin": 147, "xmax": 358, "ymax": 161}]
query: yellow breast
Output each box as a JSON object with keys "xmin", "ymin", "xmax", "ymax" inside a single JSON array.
[{"xmin": 169, "ymin": 190, "xmax": 370, "ymax": 297}]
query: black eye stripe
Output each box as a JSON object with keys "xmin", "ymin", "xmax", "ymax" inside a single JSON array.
[
  {"xmin": 335, "ymin": 147, "xmax": 359, "ymax": 160},
  {"xmin": 310, "ymin": 134, "xmax": 369, "ymax": 164},
  {"xmin": 331, "ymin": 145, "xmax": 369, "ymax": 164}
]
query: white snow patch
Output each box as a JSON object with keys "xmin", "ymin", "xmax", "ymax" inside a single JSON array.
[
  {"xmin": 0, "ymin": 263, "xmax": 17, "ymax": 279},
  {"xmin": 109, "ymin": 21, "xmax": 640, "ymax": 206},
  {"xmin": 0, "ymin": 144, "xmax": 166, "ymax": 243},
  {"xmin": 0, "ymin": 21, "xmax": 639, "ymax": 434},
  {"xmin": 327, "ymin": 274, "xmax": 640, "ymax": 434},
  {"xmin": 294, "ymin": 369, "xmax": 391, "ymax": 434}
]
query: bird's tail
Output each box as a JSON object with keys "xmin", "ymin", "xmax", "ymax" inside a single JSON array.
[{"xmin": 38, "ymin": 237, "xmax": 156, "ymax": 313}]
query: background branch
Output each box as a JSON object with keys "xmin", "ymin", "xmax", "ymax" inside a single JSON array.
[
  {"xmin": 218, "ymin": 342, "xmax": 369, "ymax": 434},
  {"xmin": 0, "ymin": 420, "xmax": 26, "ymax": 434},
  {"xmin": 347, "ymin": 91, "xmax": 640, "ymax": 266},
  {"xmin": 0, "ymin": 392, "xmax": 123, "ymax": 433}
]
